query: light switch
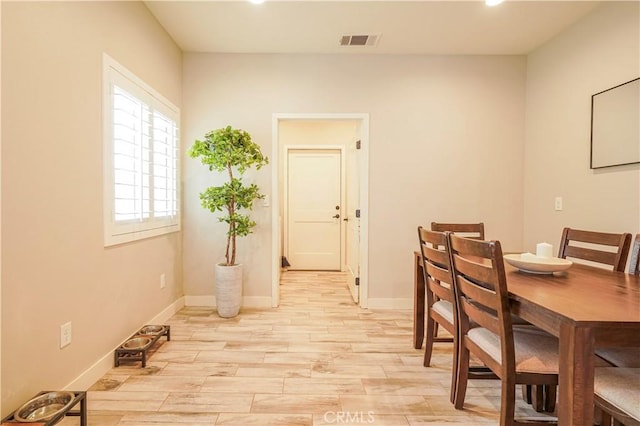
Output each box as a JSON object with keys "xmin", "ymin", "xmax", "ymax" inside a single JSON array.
[
  {"xmin": 554, "ymin": 197, "xmax": 563, "ymax": 211},
  {"xmin": 60, "ymin": 322, "xmax": 72, "ymax": 348},
  {"xmin": 262, "ymin": 194, "xmax": 270, "ymax": 207}
]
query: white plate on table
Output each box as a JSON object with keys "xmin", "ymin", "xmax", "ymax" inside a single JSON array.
[{"xmin": 503, "ymin": 253, "xmax": 573, "ymax": 274}]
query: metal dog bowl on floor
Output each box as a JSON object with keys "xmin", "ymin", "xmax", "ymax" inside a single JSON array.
[
  {"xmin": 13, "ymin": 391, "xmax": 76, "ymax": 423},
  {"xmin": 138, "ymin": 325, "xmax": 165, "ymax": 335},
  {"xmin": 122, "ymin": 336, "xmax": 152, "ymax": 350}
]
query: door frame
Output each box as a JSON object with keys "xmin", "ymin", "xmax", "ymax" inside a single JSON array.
[
  {"xmin": 283, "ymin": 146, "xmax": 346, "ymax": 271},
  {"xmin": 271, "ymin": 113, "xmax": 370, "ymax": 308}
]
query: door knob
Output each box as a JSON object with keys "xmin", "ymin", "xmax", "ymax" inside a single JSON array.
[{"xmin": 332, "ymin": 214, "xmax": 340, "ymax": 219}]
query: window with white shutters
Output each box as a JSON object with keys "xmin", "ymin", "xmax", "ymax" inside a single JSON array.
[{"xmin": 103, "ymin": 54, "xmax": 180, "ymax": 246}]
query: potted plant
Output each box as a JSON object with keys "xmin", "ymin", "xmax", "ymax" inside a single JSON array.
[{"xmin": 188, "ymin": 126, "xmax": 268, "ymax": 317}]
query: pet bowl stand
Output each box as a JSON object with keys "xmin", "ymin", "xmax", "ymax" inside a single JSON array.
[
  {"xmin": 1, "ymin": 390, "xmax": 86, "ymax": 426},
  {"xmin": 114, "ymin": 325, "xmax": 170, "ymax": 368}
]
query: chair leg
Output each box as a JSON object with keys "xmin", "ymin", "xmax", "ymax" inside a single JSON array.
[
  {"xmin": 423, "ymin": 315, "xmax": 435, "ymax": 367},
  {"xmin": 594, "ymin": 406, "xmax": 607, "ymax": 426},
  {"xmin": 530, "ymin": 385, "xmax": 544, "ymax": 412},
  {"xmin": 543, "ymin": 385, "xmax": 556, "ymax": 413},
  {"xmin": 449, "ymin": 332, "xmax": 459, "ymax": 405},
  {"xmin": 453, "ymin": 345, "xmax": 470, "ymax": 409},
  {"xmin": 521, "ymin": 384, "xmax": 532, "ymax": 404},
  {"xmin": 522, "ymin": 384, "xmax": 556, "ymax": 414},
  {"xmin": 500, "ymin": 377, "xmax": 516, "ymax": 426}
]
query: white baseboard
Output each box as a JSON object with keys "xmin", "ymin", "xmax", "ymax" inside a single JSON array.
[
  {"xmin": 184, "ymin": 295, "xmax": 272, "ymax": 308},
  {"xmin": 242, "ymin": 296, "xmax": 273, "ymax": 308},
  {"xmin": 184, "ymin": 295, "xmax": 216, "ymax": 306},
  {"xmin": 183, "ymin": 295, "xmax": 408, "ymax": 310},
  {"xmin": 366, "ymin": 298, "xmax": 413, "ymax": 309},
  {"xmin": 64, "ymin": 296, "xmax": 185, "ymax": 391}
]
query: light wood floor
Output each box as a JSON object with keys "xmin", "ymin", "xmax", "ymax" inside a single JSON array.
[{"xmin": 60, "ymin": 271, "xmax": 555, "ymax": 425}]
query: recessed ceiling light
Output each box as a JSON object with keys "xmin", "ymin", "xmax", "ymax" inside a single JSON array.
[
  {"xmin": 486, "ymin": 0, "xmax": 504, "ymax": 6},
  {"xmin": 249, "ymin": 0, "xmax": 265, "ymax": 4}
]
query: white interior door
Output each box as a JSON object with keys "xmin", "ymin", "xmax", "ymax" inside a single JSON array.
[
  {"xmin": 287, "ymin": 149, "xmax": 341, "ymax": 270},
  {"xmin": 345, "ymin": 138, "xmax": 361, "ymax": 303}
]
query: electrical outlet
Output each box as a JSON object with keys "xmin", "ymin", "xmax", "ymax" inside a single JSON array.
[
  {"xmin": 160, "ymin": 273, "xmax": 166, "ymax": 289},
  {"xmin": 60, "ymin": 322, "xmax": 72, "ymax": 348},
  {"xmin": 554, "ymin": 196, "xmax": 563, "ymax": 211},
  {"xmin": 262, "ymin": 194, "xmax": 270, "ymax": 207}
]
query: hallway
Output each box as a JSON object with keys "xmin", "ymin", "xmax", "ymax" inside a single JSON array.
[{"xmin": 64, "ymin": 271, "xmax": 549, "ymax": 425}]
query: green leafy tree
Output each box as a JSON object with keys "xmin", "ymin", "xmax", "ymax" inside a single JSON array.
[{"xmin": 189, "ymin": 126, "xmax": 268, "ymax": 266}]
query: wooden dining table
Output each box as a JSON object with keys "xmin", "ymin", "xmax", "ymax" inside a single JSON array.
[{"xmin": 413, "ymin": 250, "xmax": 640, "ymax": 426}]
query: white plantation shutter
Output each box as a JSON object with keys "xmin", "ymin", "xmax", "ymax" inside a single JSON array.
[
  {"xmin": 152, "ymin": 110, "xmax": 179, "ymax": 218},
  {"xmin": 113, "ymin": 86, "xmax": 149, "ymax": 222},
  {"xmin": 103, "ymin": 54, "xmax": 180, "ymax": 246}
]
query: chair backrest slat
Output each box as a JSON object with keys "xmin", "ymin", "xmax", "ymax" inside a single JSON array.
[
  {"xmin": 431, "ymin": 222, "xmax": 485, "ymax": 240},
  {"xmin": 425, "ymin": 263, "xmax": 454, "ymax": 303},
  {"xmin": 460, "ymin": 296, "xmax": 501, "ymax": 334},
  {"xmin": 457, "ymin": 274, "xmax": 499, "ymax": 312},
  {"xmin": 562, "ymin": 228, "xmax": 626, "ymax": 245},
  {"xmin": 558, "ymin": 227, "xmax": 632, "ymax": 272},
  {"xmin": 451, "ymin": 254, "xmax": 495, "ymax": 286},
  {"xmin": 423, "ymin": 245, "xmax": 449, "ymax": 269},
  {"xmin": 563, "ymin": 246, "xmax": 619, "ymax": 266}
]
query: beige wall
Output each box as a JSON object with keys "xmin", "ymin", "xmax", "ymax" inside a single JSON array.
[
  {"xmin": 278, "ymin": 121, "xmax": 359, "ymax": 143},
  {"xmin": 524, "ymin": 2, "xmax": 640, "ymax": 254},
  {"xmin": 183, "ymin": 54, "xmax": 527, "ymax": 304},
  {"xmin": 1, "ymin": 2, "xmax": 183, "ymax": 414}
]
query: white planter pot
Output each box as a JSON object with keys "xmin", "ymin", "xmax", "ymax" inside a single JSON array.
[{"xmin": 215, "ymin": 263, "xmax": 242, "ymax": 318}]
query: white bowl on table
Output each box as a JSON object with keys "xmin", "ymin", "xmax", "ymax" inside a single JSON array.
[{"xmin": 503, "ymin": 253, "xmax": 573, "ymax": 274}]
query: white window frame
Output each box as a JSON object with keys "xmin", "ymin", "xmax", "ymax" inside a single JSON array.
[{"xmin": 103, "ymin": 54, "xmax": 180, "ymax": 246}]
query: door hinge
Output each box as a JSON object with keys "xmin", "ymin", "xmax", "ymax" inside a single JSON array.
[
  {"xmin": 355, "ymin": 209, "xmax": 361, "ymax": 218},
  {"xmin": 355, "ymin": 277, "xmax": 360, "ymax": 286},
  {"xmin": 356, "ymin": 140, "xmax": 361, "ymax": 150}
]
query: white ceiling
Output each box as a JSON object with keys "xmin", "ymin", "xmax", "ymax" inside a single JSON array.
[{"xmin": 144, "ymin": 0, "xmax": 602, "ymax": 55}]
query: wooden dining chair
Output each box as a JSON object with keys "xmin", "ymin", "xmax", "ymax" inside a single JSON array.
[
  {"xmin": 417, "ymin": 227, "xmax": 497, "ymax": 404},
  {"xmin": 431, "ymin": 221, "xmax": 551, "ymax": 411},
  {"xmin": 417, "ymin": 227, "xmax": 458, "ymax": 401},
  {"xmin": 594, "ymin": 367, "xmax": 640, "ymax": 426},
  {"xmin": 418, "ymin": 228, "xmax": 456, "ymax": 361},
  {"xmin": 558, "ymin": 227, "xmax": 632, "ymax": 272},
  {"xmin": 426, "ymin": 222, "xmax": 484, "ymax": 347},
  {"xmin": 448, "ymin": 234, "xmax": 559, "ymax": 425}
]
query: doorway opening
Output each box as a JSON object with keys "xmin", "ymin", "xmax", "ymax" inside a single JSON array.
[
  {"xmin": 271, "ymin": 113, "xmax": 369, "ymax": 308},
  {"xmin": 284, "ymin": 147, "xmax": 344, "ymax": 271}
]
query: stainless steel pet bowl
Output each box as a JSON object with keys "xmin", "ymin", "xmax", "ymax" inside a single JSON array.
[
  {"xmin": 138, "ymin": 325, "xmax": 165, "ymax": 335},
  {"xmin": 13, "ymin": 391, "xmax": 76, "ymax": 423},
  {"xmin": 122, "ymin": 336, "xmax": 152, "ymax": 350}
]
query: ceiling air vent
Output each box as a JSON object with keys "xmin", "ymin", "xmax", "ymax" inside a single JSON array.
[{"xmin": 339, "ymin": 34, "xmax": 380, "ymax": 47}]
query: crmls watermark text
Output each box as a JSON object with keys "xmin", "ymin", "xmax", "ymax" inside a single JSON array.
[{"xmin": 323, "ymin": 411, "xmax": 375, "ymax": 424}]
